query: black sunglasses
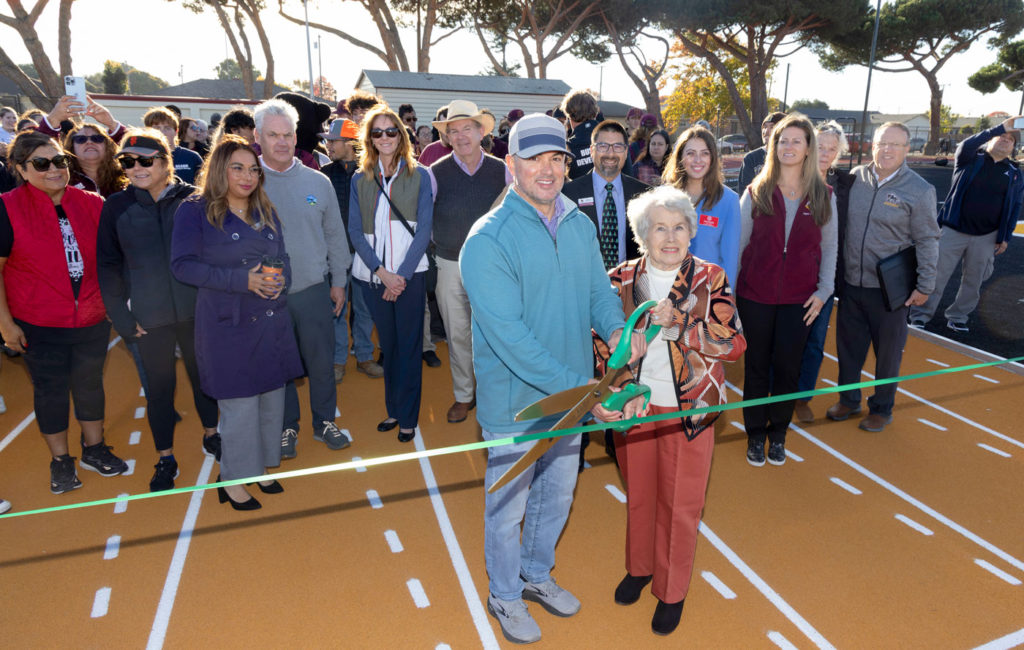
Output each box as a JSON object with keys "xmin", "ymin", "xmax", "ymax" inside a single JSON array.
[
  {"xmin": 370, "ymin": 127, "xmax": 400, "ymax": 139},
  {"xmin": 27, "ymin": 155, "xmax": 72, "ymax": 172},
  {"xmin": 72, "ymin": 134, "xmax": 106, "ymax": 145},
  {"xmin": 118, "ymin": 155, "xmax": 165, "ymax": 169}
]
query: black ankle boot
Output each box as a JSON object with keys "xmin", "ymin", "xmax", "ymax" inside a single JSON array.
[
  {"xmin": 651, "ymin": 598, "xmax": 684, "ymax": 635},
  {"xmin": 614, "ymin": 574, "xmax": 653, "ymax": 605}
]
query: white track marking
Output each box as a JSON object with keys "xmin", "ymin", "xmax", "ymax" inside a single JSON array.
[
  {"xmin": 926, "ymin": 359, "xmax": 950, "ymax": 368},
  {"xmin": 731, "ymin": 420, "xmax": 745, "ymax": 431},
  {"xmin": 974, "ymin": 559, "xmax": 1023, "ymax": 586},
  {"xmin": 605, "ymin": 484, "xmax": 627, "ymax": 503},
  {"xmin": 978, "ymin": 443, "xmax": 1012, "ymax": 458},
  {"xmin": 974, "ymin": 374, "xmax": 1000, "ymax": 384},
  {"xmin": 134, "ymin": 407, "xmax": 146, "ymax": 419},
  {"xmin": 768, "ymin": 631, "xmax": 800, "ymax": 650},
  {"xmin": 728, "ymin": 382, "xmax": 1024, "ymax": 574},
  {"xmin": 412, "ymin": 430, "xmax": 499, "ymax": 649},
  {"xmin": 974, "ymin": 626, "xmax": 1024, "ymax": 649},
  {"xmin": 366, "ymin": 489, "xmax": 382, "ymax": 509},
  {"xmin": 384, "ymin": 529, "xmax": 404, "ymax": 553},
  {"xmin": 436, "ymin": 645, "xmax": 452, "ymax": 650},
  {"xmin": 785, "ymin": 449, "xmax": 804, "ymax": 462},
  {"xmin": 103, "ymin": 535, "xmax": 121, "ymax": 559},
  {"xmin": 146, "ymin": 455, "xmax": 214, "ymax": 650},
  {"xmin": 699, "ymin": 522, "xmax": 835, "ymax": 650},
  {"xmin": 129, "ymin": 431, "xmax": 141, "ymax": 445},
  {"xmin": 352, "ymin": 456, "xmax": 367, "ymax": 472},
  {"xmin": 582, "ymin": 460, "xmax": 592, "ymax": 469},
  {"xmin": 821, "ymin": 378, "xmax": 837, "ymax": 386},
  {"xmin": 335, "ymin": 406, "xmax": 341, "ymax": 418},
  {"xmin": 123, "ymin": 459, "xmax": 136, "ymax": 476},
  {"xmin": 701, "ymin": 570, "xmax": 737, "ymax": 599},
  {"xmin": 0, "ymin": 412, "xmax": 38, "ymax": 453},
  {"xmin": 91, "ymin": 587, "xmax": 111, "ymax": 618},
  {"xmin": 113, "ymin": 493, "xmax": 129, "ymax": 514},
  {"xmin": 894, "ymin": 514, "xmax": 934, "ymax": 536},
  {"xmin": 139, "ymin": 387, "xmax": 145, "ymax": 397},
  {"xmin": 407, "ymin": 578, "xmax": 430, "ymax": 608},
  {"xmin": 917, "ymin": 418, "xmax": 947, "ymax": 431},
  {"xmin": 830, "ymin": 478, "xmax": 862, "ymax": 495},
  {"xmin": 820, "ymin": 354, "xmax": 1024, "ymax": 450}
]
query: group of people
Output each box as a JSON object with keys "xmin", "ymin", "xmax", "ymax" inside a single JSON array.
[{"xmin": 0, "ymin": 82, "xmax": 1017, "ymax": 639}]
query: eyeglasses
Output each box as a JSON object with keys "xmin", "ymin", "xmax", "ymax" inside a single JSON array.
[
  {"xmin": 72, "ymin": 134, "xmax": 105, "ymax": 145},
  {"xmin": 593, "ymin": 142, "xmax": 627, "ymax": 154},
  {"xmin": 227, "ymin": 163, "xmax": 263, "ymax": 176},
  {"xmin": 370, "ymin": 127, "xmax": 400, "ymax": 139},
  {"xmin": 403, "ymin": 116, "xmax": 416, "ymax": 124},
  {"xmin": 118, "ymin": 155, "xmax": 165, "ymax": 169},
  {"xmin": 27, "ymin": 155, "xmax": 72, "ymax": 171}
]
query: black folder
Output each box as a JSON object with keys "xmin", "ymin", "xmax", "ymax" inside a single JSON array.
[{"xmin": 876, "ymin": 247, "xmax": 917, "ymax": 312}]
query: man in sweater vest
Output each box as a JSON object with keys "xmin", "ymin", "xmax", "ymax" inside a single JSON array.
[
  {"xmin": 429, "ymin": 100, "xmax": 511, "ymax": 424},
  {"xmin": 254, "ymin": 99, "xmax": 353, "ymax": 457}
]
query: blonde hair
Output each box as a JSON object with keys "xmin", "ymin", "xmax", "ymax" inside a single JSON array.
[
  {"xmin": 749, "ymin": 113, "xmax": 831, "ymax": 226},
  {"xmin": 357, "ymin": 106, "xmax": 417, "ymax": 178},
  {"xmin": 196, "ymin": 135, "xmax": 277, "ymax": 232}
]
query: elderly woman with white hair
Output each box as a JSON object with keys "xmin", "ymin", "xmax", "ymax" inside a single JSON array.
[{"xmin": 594, "ymin": 184, "xmax": 745, "ymax": 636}]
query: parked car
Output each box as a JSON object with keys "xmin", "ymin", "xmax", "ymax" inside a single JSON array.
[{"xmin": 717, "ymin": 133, "xmax": 748, "ymax": 154}]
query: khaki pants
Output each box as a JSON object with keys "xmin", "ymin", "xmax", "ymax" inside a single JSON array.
[{"xmin": 435, "ymin": 256, "xmax": 475, "ymax": 402}]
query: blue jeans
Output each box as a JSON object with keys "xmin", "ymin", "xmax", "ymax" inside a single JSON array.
[
  {"xmin": 483, "ymin": 428, "xmax": 581, "ymax": 600},
  {"xmin": 334, "ymin": 273, "xmax": 375, "ymax": 363},
  {"xmin": 796, "ymin": 295, "xmax": 835, "ymax": 401}
]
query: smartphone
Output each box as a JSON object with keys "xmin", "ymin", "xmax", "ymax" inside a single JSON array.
[
  {"xmin": 1013, "ymin": 117, "xmax": 1024, "ymax": 130},
  {"xmin": 63, "ymin": 75, "xmax": 87, "ymax": 108}
]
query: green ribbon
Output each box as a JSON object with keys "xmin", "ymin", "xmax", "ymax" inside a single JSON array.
[{"xmin": 1, "ymin": 354, "xmax": 1020, "ymax": 521}]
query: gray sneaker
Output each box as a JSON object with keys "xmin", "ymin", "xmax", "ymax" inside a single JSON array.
[
  {"xmin": 281, "ymin": 428, "xmax": 298, "ymax": 459},
  {"xmin": 314, "ymin": 421, "xmax": 351, "ymax": 450},
  {"xmin": 487, "ymin": 594, "xmax": 541, "ymax": 644},
  {"xmin": 522, "ymin": 578, "xmax": 581, "ymax": 617}
]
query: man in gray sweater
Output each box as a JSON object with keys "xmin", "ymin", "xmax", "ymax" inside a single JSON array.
[
  {"xmin": 254, "ymin": 99, "xmax": 353, "ymax": 456},
  {"xmin": 826, "ymin": 122, "xmax": 940, "ymax": 432}
]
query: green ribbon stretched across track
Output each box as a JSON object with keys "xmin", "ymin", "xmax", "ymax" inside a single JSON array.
[{"xmin": 1, "ymin": 354, "xmax": 1020, "ymax": 521}]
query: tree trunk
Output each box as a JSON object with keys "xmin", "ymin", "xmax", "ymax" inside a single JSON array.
[
  {"xmin": 926, "ymin": 75, "xmax": 943, "ymax": 156},
  {"xmin": 677, "ymin": 33, "xmax": 756, "ymax": 146},
  {"xmin": 277, "ymin": 1, "xmax": 399, "ymax": 70},
  {"xmin": 365, "ymin": 0, "xmax": 410, "ymax": 71},
  {"xmin": 57, "ymin": 0, "xmax": 73, "ymax": 77},
  {"xmin": 241, "ymin": 0, "xmax": 275, "ymax": 98},
  {"xmin": 0, "ymin": 48, "xmax": 53, "ymax": 110},
  {"xmin": 210, "ymin": 2, "xmax": 254, "ymax": 99}
]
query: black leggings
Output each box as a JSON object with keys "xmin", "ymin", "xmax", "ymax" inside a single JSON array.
[{"xmin": 134, "ymin": 321, "xmax": 218, "ymax": 452}]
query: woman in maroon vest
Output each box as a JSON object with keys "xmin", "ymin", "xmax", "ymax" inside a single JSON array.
[
  {"xmin": 0, "ymin": 131, "xmax": 128, "ymax": 495},
  {"xmin": 736, "ymin": 114, "xmax": 838, "ymax": 467}
]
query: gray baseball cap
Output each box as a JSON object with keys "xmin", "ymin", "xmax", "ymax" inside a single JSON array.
[{"xmin": 508, "ymin": 113, "xmax": 572, "ymax": 159}]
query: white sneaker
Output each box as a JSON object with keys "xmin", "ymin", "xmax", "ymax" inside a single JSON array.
[
  {"xmin": 0, "ymin": 499, "xmax": 11, "ymax": 514},
  {"xmin": 487, "ymin": 594, "xmax": 541, "ymax": 644},
  {"xmin": 522, "ymin": 577, "xmax": 581, "ymax": 617}
]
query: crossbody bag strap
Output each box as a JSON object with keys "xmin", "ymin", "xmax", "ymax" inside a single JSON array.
[{"xmin": 372, "ymin": 172, "xmax": 416, "ymax": 237}]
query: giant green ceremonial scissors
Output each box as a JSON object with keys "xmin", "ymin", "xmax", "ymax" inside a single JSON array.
[{"xmin": 487, "ymin": 300, "xmax": 662, "ymax": 494}]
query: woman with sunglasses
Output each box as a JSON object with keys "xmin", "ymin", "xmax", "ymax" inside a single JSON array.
[
  {"xmin": 348, "ymin": 106, "xmax": 433, "ymax": 443},
  {"xmin": 62, "ymin": 124, "xmax": 128, "ymax": 198},
  {"xmin": 171, "ymin": 135, "xmax": 302, "ymax": 510},
  {"xmin": 0, "ymin": 131, "xmax": 128, "ymax": 494},
  {"xmin": 96, "ymin": 128, "xmax": 221, "ymax": 492}
]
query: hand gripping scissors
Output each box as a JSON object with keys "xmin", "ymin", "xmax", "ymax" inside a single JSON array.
[{"xmin": 487, "ymin": 300, "xmax": 661, "ymax": 493}]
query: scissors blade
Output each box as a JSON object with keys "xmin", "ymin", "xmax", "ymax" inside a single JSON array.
[
  {"xmin": 514, "ymin": 384, "xmax": 595, "ymax": 422},
  {"xmin": 488, "ymin": 370, "xmax": 620, "ymax": 494}
]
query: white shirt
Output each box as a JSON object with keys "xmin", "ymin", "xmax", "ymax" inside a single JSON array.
[{"xmin": 637, "ymin": 263, "xmax": 679, "ymax": 407}]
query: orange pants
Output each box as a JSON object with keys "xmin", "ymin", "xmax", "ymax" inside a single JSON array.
[{"xmin": 614, "ymin": 405, "xmax": 714, "ymax": 603}]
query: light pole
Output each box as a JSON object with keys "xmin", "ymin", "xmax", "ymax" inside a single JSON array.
[
  {"xmin": 856, "ymin": 0, "xmax": 883, "ymax": 166},
  {"xmin": 303, "ymin": 0, "xmax": 315, "ymax": 100}
]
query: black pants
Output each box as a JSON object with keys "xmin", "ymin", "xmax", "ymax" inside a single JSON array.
[
  {"xmin": 283, "ymin": 281, "xmax": 339, "ymax": 432},
  {"xmin": 836, "ymin": 285, "xmax": 909, "ymax": 416},
  {"xmin": 20, "ymin": 320, "xmax": 110, "ymax": 435},
  {"xmin": 134, "ymin": 321, "xmax": 218, "ymax": 452},
  {"xmin": 736, "ymin": 298, "xmax": 810, "ymax": 444}
]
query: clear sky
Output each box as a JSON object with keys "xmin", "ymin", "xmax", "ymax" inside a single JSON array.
[{"xmin": 6, "ymin": 0, "xmax": 1023, "ymax": 120}]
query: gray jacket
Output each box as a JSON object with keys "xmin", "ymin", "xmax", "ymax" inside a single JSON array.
[{"xmin": 844, "ymin": 162, "xmax": 940, "ymax": 294}]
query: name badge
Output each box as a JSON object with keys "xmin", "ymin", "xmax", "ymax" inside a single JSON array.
[
  {"xmin": 699, "ymin": 213, "xmax": 719, "ymax": 228},
  {"xmin": 579, "ymin": 196, "xmax": 595, "ymax": 207}
]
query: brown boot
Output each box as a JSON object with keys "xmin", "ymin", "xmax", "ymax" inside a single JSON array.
[
  {"xmin": 794, "ymin": 400, "xmax": 814, "ymax": 423},
  {"xmin": 447, "ymin": 398, "xmax": 476, "ymax": 423},
  {"xmin": 333, "ymin": 363, "xmax": 345, "ymax": 384},
  {"xmin": 356, "ymin": 360, "xmax": 384, "ymax": 378},
  {"xmin": 826, "ymin": 402, "xmax": 862, "ymax": 421},
  {"xmin": 858, "ymin": 413, "xmax": 893, "ymax": 432}
]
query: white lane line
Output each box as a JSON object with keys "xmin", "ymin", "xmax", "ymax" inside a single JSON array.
[
  {"xmin": 335, "ymin": 406, "xmax": 341, "ymax": 418},
  {"xmin": 436, "ymin": 645, "xmax": 452, "ymax": 650},
  {"xmin": 605, "ymin": 484, "xmax": 627, "ymax": 503},
  {"xmin": 384, "ymin": 529, "xmax": 404, "ymax": 553},
  {"xmin": 917, "ymin": 418, "xmax": 947, "ymax": 431},
  {"xmin": 729, "ymin": 382, "xmax": 1024, "ymax": 574},
  {"xmin": 701, "ymin": 570, "xmax": 737, "ymax": 599},
  {"xmin": 894, "ymin": 514, "xmax": 934, "ymax": 536},
  {"xmin": 139, "ymin": 387, "xmax": 145, "ymax": 397},
  {"xmin": 0, "ymin": 411, "xmax": 38, "ymax": 453},
  {"xmin": 582, "ymin": 460, "xmax": 592, "ymax": 469},
  {"xmin": 412, "ymin": 430, "xmax": 499, "ymax": 649},
  {"xmin": 926, "ymin": 358, "xmax": 950, "ymax": 368},
  {"xmin": 768, "ymin": 631, "xmax": 800, "ymax": 650},
  {"xmin": 146, "ymin": 455, "xmax": 215, "ymax": 650},
  {"xmin": 129, "ymin": 431, "xmax": 142, "ymax": 445},
  {"xmin": 407, "ymin": 578, "xmax": 430, "ymax": 608},
  {"xmin": 134, "ymin": 407, "xmax": 146, "ymax": 419},
  {"xmin": 113, "ymin": 493, "xmax": 129, "ymax": 514},
  {"xmin": 352, "ymin": 456, "xmax": 367, "ymax": 473},
  {"xmin": 821, "ymin": 378, "xmax": 837, "ymax": 386},
  {"xmin": 731, "ymin": 420, "xmax": 745, "ymax": 431},
  {"xmin": 820, "ymin": 355, "xmax": 1024, "ymax": 450},
  {"xmin": 974, "ymin": 626, "xmax": 1024, "ymax": 649},
  {"xmin": 123, "ymin": 459, "xmax": 136, "ymax": 476},
  {"xmin": 973, "ymin": 374, "xmax": 1000, "ymax": 384},
  {"xmin": 699, "ymin": 521, "xmax": 835, "ymax": 650},
  {"xmin": 91, "ymin": 587, "xmax": 111, "ymax": 618},
  {"xmin": 977, "ymin": 443, "xmax": 1012, "ymax": 458},
  {"xmin": 103, "ymin": 535, "xmax": 122, "ymax": 560},
  {"xmin": 830, "ymin": 477, "xmax": 862, "ymax": 495},
  {"xmin": 366, "ymin": 489, "xmax": 383, "ymax": 509},
  {"xmin": 785, "ymin": 449, "xmax": 804, "ymax": 462},
  {"xmin": 974, "ymin": 559, "xmax": 1023, "ymax": 586}
]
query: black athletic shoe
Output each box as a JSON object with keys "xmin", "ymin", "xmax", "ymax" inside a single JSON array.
[
  {"xmin": 202, "ymin": 432, "xmax": 222, "ymax": 461},
  {"xmin": 149, "ymin": 457, "xmax": 179, "ymax": 492},
  {"xmin": 80, "ymin": 442, "xmax": 128, "ymax": 477},
  {"xmin": 50, "ymin": 455, "xmax": 83, "ymax": 494},
  {"xmin": 746, "ymin": 439, "xmax": 766, "ymax": 467},
  {"xmin": 767, "ymin": 441, "xmax": 786, "ymax": 466}
]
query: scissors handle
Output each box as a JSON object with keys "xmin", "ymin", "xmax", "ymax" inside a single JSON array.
[
  {"xmin": 601, "ymin": 382, "xmax": 651, "ymax": 432},
  {"xmin": 608, "ymin": 300, "xmax": 661, "ymax": 369}
]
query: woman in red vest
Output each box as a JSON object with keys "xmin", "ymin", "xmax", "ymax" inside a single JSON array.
[
  {"xmin": 0, "ymin": 131, "xmax": 128, "ymax": 495},
  {"xmin": 736, "ymin": 113, "xmax": 838, "ymax": 467}
]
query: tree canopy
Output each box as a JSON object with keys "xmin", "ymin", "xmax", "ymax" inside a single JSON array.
[{"xmin": 969, "ymin": 39, "xmax": 1024, "ymax": 93}]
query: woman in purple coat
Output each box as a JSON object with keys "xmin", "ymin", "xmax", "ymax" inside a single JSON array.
[{"xmin": 171, "ymin": 136, "xmax": 303, "ymax": 510}]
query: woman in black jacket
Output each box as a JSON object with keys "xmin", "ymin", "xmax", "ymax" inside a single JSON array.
[{"xmin": 96, "ymin": 128, "xmax": 220, "ymax": 492}]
